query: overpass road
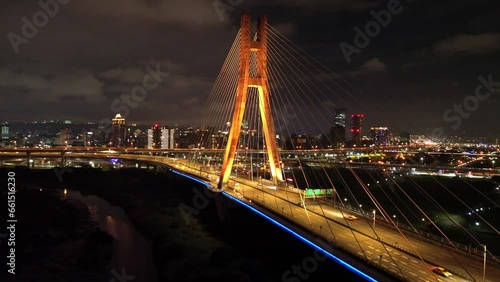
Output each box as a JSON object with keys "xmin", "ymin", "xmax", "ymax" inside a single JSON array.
[{"xmin": 113, "ymin": 154, "xmax": 500, "ymax": 282}]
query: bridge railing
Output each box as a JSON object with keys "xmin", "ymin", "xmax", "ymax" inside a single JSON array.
[{"xmin": 333, "ymin": 201, "xmax": 500, "ymax": 267}]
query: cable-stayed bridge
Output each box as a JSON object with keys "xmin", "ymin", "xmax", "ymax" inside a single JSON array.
[
  {"xmin": 175, "ymin": 12, "xmax": 500, "ymax": 281},
  {"xmin": 3, "ymin": 12, "xmax": 500, "ymax": 282}
]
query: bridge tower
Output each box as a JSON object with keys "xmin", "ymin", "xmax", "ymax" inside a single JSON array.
[{"xmin": 218, "ymin": 12, "xmax": 284, "ymax": 189}]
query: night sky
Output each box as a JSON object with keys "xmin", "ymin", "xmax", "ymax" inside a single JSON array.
[{"xmin": 1, "ymin": 0, "xmax": 499, "ymax": 137}]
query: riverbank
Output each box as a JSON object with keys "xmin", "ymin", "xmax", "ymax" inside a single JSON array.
[
  {"xmin": 0, "ymin": 181, "xmax": 114, "ymax": 282},
  {"xmin": 2, "ymin": 167, "xmax": 372, "ymax": 282}
]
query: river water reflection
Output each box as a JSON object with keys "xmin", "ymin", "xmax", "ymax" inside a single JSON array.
[{"xmin": 67, "ymin": 189, "xmax": 158, "ymax": 282}]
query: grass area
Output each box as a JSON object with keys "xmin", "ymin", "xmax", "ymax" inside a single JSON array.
[{"xmin": 291, "ymin": 167, "xmax": 500, "ymax": 255}]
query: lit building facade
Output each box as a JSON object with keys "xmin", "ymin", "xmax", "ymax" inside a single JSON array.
[
  {"xmin": 370, "ymin": 127, "xmax": 389, "ymax": 146},
  {"xmin": 147, "ymin": 124, "xmax": 175, "ymax": 149},
  {"xmin": 111, "ymin": 113, "xmax": 126, "ymax": 147},
  {"xmin": 351, "ymin": 113, "xmax": 364, "ymax": 145},
  {"xmin": 1, "ymin": 122, "xmax": 10, "ymax": 145},
  {"xmin": 330, "ymin": 108, "xmax": 346, "ymax": 148}
]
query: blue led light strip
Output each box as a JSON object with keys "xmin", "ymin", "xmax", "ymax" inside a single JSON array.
[
  {"xmin": 168, "ymin": 168, "xmax": 377, "ymax": 281},
  {"xmin": 222, "ymin": 191, "xmax": 378, "ymax": 282},
  {"xmin": 169, "ymin": 169, "xmax": 214, "ymax": 188}
]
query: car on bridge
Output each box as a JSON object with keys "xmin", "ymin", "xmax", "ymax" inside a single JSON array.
[
  {"xmin": 344, "ymin": 215, "xmax": 357, "ymax": 221},
  {"xmin": 431, "ymin": 266, "xmax": 452, "ymax": 278},
  {"xmin": 295, "ymin": 201, "xmax": 304, "ymax": 207}
]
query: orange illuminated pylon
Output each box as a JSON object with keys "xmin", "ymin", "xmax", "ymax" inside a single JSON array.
[{"xmin": 218, "ymin": 12, "xmax": 284, "ymax": 189}]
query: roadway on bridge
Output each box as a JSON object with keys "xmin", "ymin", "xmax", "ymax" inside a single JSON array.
[{"xmin": 115, "ymin": 154, "xmax": 500, "ymax": 282}]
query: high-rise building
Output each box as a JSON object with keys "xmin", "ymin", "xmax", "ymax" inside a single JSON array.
[
  {"xmin": 333, "ymin": 108, "xmax": 346, "ymax": 128},
  {"xmin": 330, "ymin": 108, "xmax": 346, "ymax": 148},
  {"xmin": 1, "ymin": 122, "xmax": 10, "ymax": 145},
  {"xmin": 148, "ymin": 124, "xmax": 161, "ymax": 148},
  {"xmin": 370, "ymin": 127, "xmax": 389, "ymax": 146},
  {"xmin": 1, "ymin": 122, "xmax": 9, "ymax": 147},
  {"xmin": 111, "ymin": 113, "xmax": 126, "ymax": 147},
  {"xmin": 350, "ymin": 114, "xmax": 364, "ymax": 145},
  {"xmin": 147, "ymin": 124, "xmax": 176, "ymax": 149},
  {"xmin": 163, "ymin": 127, "xmax": 175, "ymax": 149},
  {"xmin": 176, "ymin": 126, "xmax": 193, "ymax": 148}
]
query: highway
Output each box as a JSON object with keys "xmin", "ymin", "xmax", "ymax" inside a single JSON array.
[{"xmin": 116, "ymin": 154, "xmax": 500, "ymax": 282}]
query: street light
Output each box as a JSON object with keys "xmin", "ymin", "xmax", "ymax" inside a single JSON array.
[
  {"xmin": 483, "ymin": 244, "xmax": 487, "ymax": 282},
  {"xmin": 492, "ymin": 160, "xmax": 495, "ymax": 169},
  {"xmin": 372, "ymin": 210, "xmax": 376, "ymax": 228}
]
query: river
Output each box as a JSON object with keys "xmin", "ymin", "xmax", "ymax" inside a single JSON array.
[{"xmin": 66, "ymin": 189, "xmax": 158, "ymax": 282}]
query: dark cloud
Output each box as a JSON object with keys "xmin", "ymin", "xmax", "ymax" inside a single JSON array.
[
  {"xmin": 432, "ymin": 32, "xmax": 500, "ymax": 55},
  {"xmin": 0, "ymin": 0, "xmax": 499, "ymax": 137}
]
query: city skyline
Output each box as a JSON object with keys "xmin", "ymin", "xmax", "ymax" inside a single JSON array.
[
  {"xmin": 0, "ymin": 0, "xmax": 499, "ymax": 137},
  {"xmin": 2, "ymin": 114, "xmax": 499, "ymax": 140}
]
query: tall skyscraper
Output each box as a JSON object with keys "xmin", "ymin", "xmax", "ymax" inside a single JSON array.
[
  {"xmin": 330, "ymin": 108, "xmax": 346, "ymax": 148},
  {"xmin": 370, "ymin": 127, "xmax": 389, "ymax": 146},
  {"xmin": 1, "ymin": 122, "xmax": 9, "ymax": 146},
  {"xmin": 351, "ymin": 114, "xmax": 364, "ymax": 145},
  {"xmin": 111, "ymin": 113, "xmax": 126, "ymax": 147}
]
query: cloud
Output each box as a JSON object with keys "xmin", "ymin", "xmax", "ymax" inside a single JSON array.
[
  {"xmin": 99, "ymin": 60, "xmax": 186, "ymax": 84},
  {"xmin": 432, "ymin": 32, "xmax": 500, "ymax": 55},
  {"xmin": 0, "ymin": 69, "xmax": 49, "ymax": 90},
  {"xmin": 360, "ymin": 57, "xmax": 387, "ymax": 72},
  {"xmin": 72, "ymin": 0, "xmax": 222, "ymax": 26},
  {"xmin": 0, "ymin": 68, "xmax": 104, "ymax": 102},
  {"xmin": 100, "ymin": 67, "xmax": 149, "ymax": 84},
  {"xmin": 402, "ymin": 32, "xmax": 500, "ymax": 68},
  {"xmin": 346, "ymin": 57, "xmax": 387, "ymax": 76},
  {"xmin": 266, "ymin": 0, "xmax": 381, "ymax": 10}
]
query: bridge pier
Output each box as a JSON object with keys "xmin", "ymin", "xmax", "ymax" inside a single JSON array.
[
  {"xmin": 26, "ymin": 152, "xmax": 31, "ymax": 169},
  {"xmin": 215, "ymin": 193, "xmax": 241, "ymax": 223},
  {"xmin": 60, "ymin": 152, "xmax": 65, "ymax": 167}
]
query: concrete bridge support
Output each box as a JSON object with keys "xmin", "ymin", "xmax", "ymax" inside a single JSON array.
[
  {"xmin": 60, "ymin": 152, "xmax": 65, "ymax": 167},
  {"xmin": 26, "ymin": 152, "xmax": 31, "ymax": 168},
  {"xmin": 214, "ymin": 193, "xmax": 241, "ymax": 223}
]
